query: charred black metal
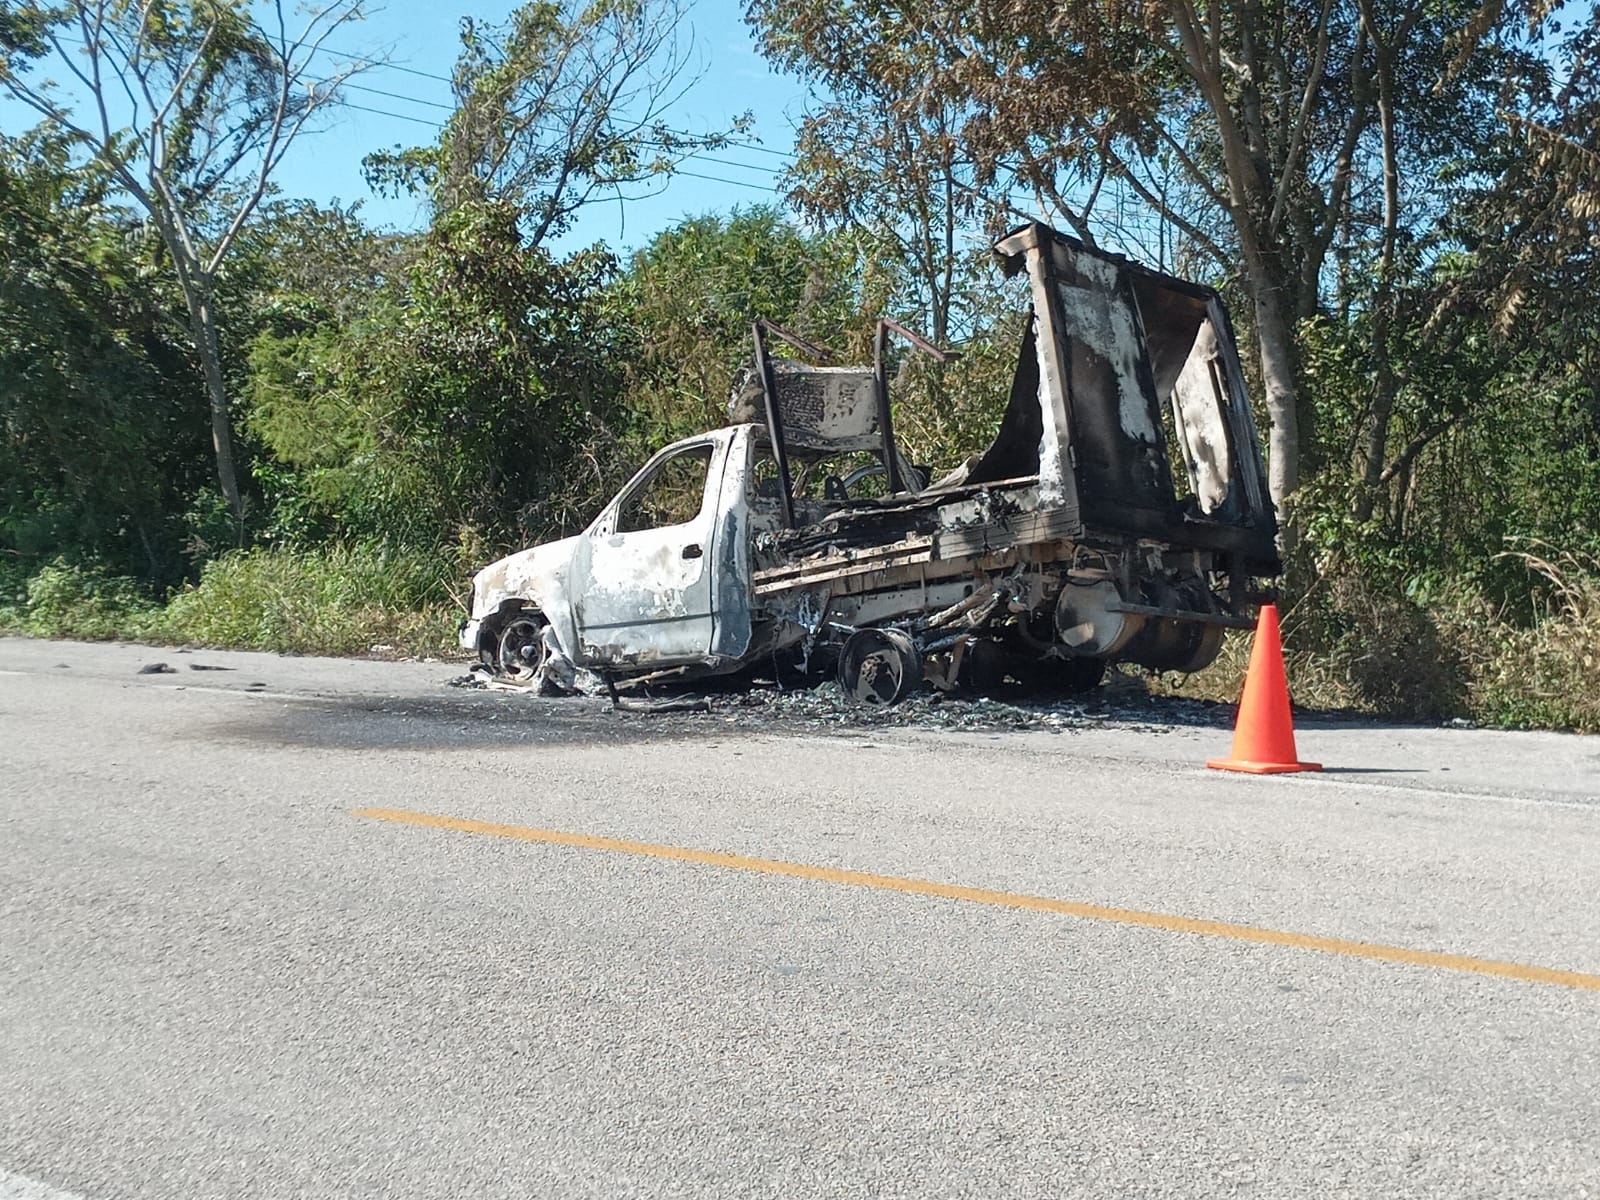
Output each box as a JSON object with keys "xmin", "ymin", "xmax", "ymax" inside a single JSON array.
[{"xmin": 752, "ymin": 320, "xmax": 796, "ymax": 530}]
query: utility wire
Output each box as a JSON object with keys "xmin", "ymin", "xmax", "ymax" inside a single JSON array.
[
  {"xmin": 314, "ymin": 39, "xmax": 800, "ymax": 162},
  {"xmin": 330, "ymin": 90, "xmax": 789, "ymax": 192},
  {"xmin": 679, "ymin": 150, "xmax": 785, "ymax": 176},
  {"xmin": 331, "ymin": 53, "xmax": 454, "ymax": 85},
  {"xmin": 340, "ymin": 101, "xmax": 441, "ymax": 128},
  {"xmin": 343, "ymin": 81, "xmax": 455, "ymax": 111},
  {"xmin": 687, "ymin": 137, "xmax": 794, "ymax": 160},
  {"xmin": 673, "ymin": 167, "xmax": 781, "ymax": 192},
  {"xmin": 331, "ymin": 103, "xmax": 780, "ymax": 192}
]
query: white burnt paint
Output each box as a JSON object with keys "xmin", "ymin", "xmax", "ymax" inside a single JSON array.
[{"xmin": 1170, "ymin": 319, "xmax": 1235, "ymax": 513}]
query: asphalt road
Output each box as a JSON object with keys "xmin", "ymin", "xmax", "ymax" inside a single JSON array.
[{"xmin": 2, "ymin": 635, "xmax": 1598, "ymax": 1198}]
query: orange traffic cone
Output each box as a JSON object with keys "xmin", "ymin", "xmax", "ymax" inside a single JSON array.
[{"xmin": 1206, "ymin": 604, "xmax": 1321, "ymax": 775}]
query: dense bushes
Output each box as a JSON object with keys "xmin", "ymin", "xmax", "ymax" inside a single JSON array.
[
  {"xmin": 1, "ymin": 559, "xmax": 161, "ymax": 641},
  {"xmin": 2, "ymin": 546, "xmax": 460, "ymax": 659},
  {"xmin": 160, "ymin": 545, "xmax": 460, "ymax": 657},
  {"xmin": 1453, "ymin": 554, "xmax": 1600, "ymax": 733},
  {"xmin": 1159, "ymin": 561, "xmax": 1600, "ymax": 734}
]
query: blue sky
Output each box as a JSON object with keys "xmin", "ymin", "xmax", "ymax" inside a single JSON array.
[
  {"xmin": 0, "ymin": 0, "xmax": 812, "ymax": 253},
  {"xmin": 276, "ymin": 0, "xmax": 811, "ymax": 250}
]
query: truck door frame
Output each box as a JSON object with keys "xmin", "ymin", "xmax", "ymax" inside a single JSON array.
[{"xmin": 569, "ymin": 433, "xmax": 731, "ymax": 667}]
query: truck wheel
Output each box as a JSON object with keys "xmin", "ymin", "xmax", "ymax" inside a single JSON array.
[
  {"xmin": 484, "ymin": 611, "xmax": 547, "ymax": 683},
  {"xmin": 1054, "ymin": 655, "xmax": 1107, "ymax": 694},
  {"xmin": 960, "ymin": 638, "xmax": 1011, "ymax": 694},
  {"xmin": 838, "ymin": 628, "xmax": 922, "ymax": 706}
]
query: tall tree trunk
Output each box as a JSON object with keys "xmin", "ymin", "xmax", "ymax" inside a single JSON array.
[
  {"xmin": 1353, "ymin": 35, "xmax": 1401, "ymax": 524},
  {"xmin": 1238, "ymin": 235, "xmax": 1302, "ymax": 512},
  {"xmin": 1254, "ymin": 279, "xmax": 1302, "ymax": 509},
  {"xmin": 1165, "ymin": 5, "xmax": 1303, "ymax": 515},
  {"xmin": 158, "ymin": 212, "xmax": 245, "ymax": 524},
  {"xmin": 184, "ymin": 283, "xmax": 244, "ymax": 522}
]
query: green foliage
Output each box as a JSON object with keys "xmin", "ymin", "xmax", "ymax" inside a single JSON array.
[
  {"xmin": 1157, "ymin": 567, "xmax": 1468, "ymax": 723},
  {"xmin": 1298, "ymin": 300, "xmax": 1600, "ymax": 616},
  {"xmin": 1, "ymin": 0, "xmax": 376, "ymax": 519},
  {"xmin": 1292, "ymin": 570, "xmax": 1467, "ymax": 722},
  {"xmin": 1, "ymin": 545, "xmax": 459, "ymax": 659},
  {"xmin": 247, "ymin": 197, "xmax": 629, "ymax": 549},
  {"xmin": 2, "ymin": 558, "xmax": 161, "ymax": 640},
  {"xmin": 0, "ymin": 129, "xmax": 211, "ymax": 588},
  {"xmin": 161, "ymin": 544, "xmax": 460, "ymax": 657},
  {"xmin": 888, "ymin": 299, "xmax": 1028, "ymax": 474},
  {"xmin": 615, "ymin": 206, "xmax": 869, "ymax": 444},
  {"xmin": 1459, "ymin": 557, "xmax": 1600, "ymax": 733},
  {"xmin": 612, "ymin": 205, "xmax": 1027, "ymax": 479}
]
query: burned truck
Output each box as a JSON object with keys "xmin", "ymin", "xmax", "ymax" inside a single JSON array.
[{"xmin": 459, "ymin": 223, "xmax": 1281, "ymax": 704}]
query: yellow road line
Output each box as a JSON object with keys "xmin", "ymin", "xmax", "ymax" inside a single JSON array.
[{"xmin": 354, "ymin": 806, "xmax": 1600, "ymax": 993}]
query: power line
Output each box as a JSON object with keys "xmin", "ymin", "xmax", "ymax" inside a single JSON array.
[
  {"xmin": 344, "ymin": 81, "xmax": 455, "ymax": 112},
  {"xmin": 679, "ymin": 150, "xmax": 784, "ymax": 176},
  {"xmin": 673, "ymin": 167, "xmax": 779, "ymax": 192},
  {"xmin": 326, "ymin": 97, "xmax": 783, "ymax": 193},
  {"xmin": 689, "ymin": 137, "xmax": 793, "ymax": 161},
  {"xmin": 314, "ymin": 40, "xmax": 800, "ymax": 162},
  {"xmin": 331, "ymin": 52, "xmax": 454, "ymax": 85},
  {"xmin": 329, "ymin": 94, "xmax": 790, "ymax": 188},
  {"xmin": 340, "ymin": 101, "xmax": 440, "ymax": 128}
]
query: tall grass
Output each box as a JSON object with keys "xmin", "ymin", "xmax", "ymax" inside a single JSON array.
[
  {"xmin": 0, "ymin": 558, "xmax": 162, "ymax": 640},
  {"xmin": 1458, "ymin": 545, "xmax": 1600, "ymax": 733},
  {"xmin": 161, "ymin": 544, "xmax": 461, "ymax": 657},
  {"xmin": 1, "ymin": 545, "xmax": 463, "ymax": 658},
  {"xmin": 1158, "ymin": 548, "xmax": 1600, "ymax": 733},
  {"xmin": 1154, "ymin": 571, "xmax": 1467, "ymax": 723}
]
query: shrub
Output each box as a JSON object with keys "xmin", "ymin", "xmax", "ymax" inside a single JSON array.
[
  {"xmin": 0, "ymin": 558, "xmax": 27, "ymax": 628},
  {"xmin": 1155, "ymin": 568, "xmax": 1467, "ymax": 721},
  {"xmin": 1305, "ymin": 572, "xmax": 1467, "ymax": 721},
  {"xmin": 1457, "ymin": 547, "xmax": 1600, "ymax": 733},
  {"xmin": 159, "ymin": 543, "xmax": 461, "ymax": 657},
  {"xmin": 6, "ymin": 558, "xmax": 161, "ymax": 641}
]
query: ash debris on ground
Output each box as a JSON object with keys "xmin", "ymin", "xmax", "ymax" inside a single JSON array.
[
  {"xmin": 448, "ymin": 665, "xmax": 1233, "ymax": 735},
  {"xmin": 719, "ymin": 676, "xmax": 1232, "ymax": 735}
]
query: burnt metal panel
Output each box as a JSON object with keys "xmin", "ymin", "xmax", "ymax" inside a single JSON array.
[
  {"xmin": 960, "ymin": 320, "xmax": 1047, "ymax": 487},
  {"xmin": 752, "ymin": 321, "xmax": 797, "ymax": 529},
  {"xmin": 1051, "ymin": 242, "xmax": 1183, "ymax": 525},
  {"xmin": 994, "ymin": 225, "xmax": 1079, "ymax": 520},
  {"xmin": 995, "ymin": 223, "xmax": 1278, "ymax": 568}
]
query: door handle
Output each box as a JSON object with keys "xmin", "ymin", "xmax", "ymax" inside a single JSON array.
[{"xmin": 682, "ymin": 543, "xmax": 703, "ymax": 560}]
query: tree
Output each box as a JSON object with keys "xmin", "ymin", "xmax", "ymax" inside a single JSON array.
[
  {"xmin": 0, "ymin": 128, "xmax": 210, "ymax": 583},
  {"xmin": 245, "ymin": 198, "xmax": 630, "ymax": 548},
  {"xmin": 784, "ymin": 94, "xmax": 984, "ymax": 350},
  {"xmin": 1320, "ymin": 5, "xmax": 1600, "ymax": 572},
  {"xmin": 320, "ymin": 0, "xmax": 760, "ymax": 547},
  {"xmin": 614, "ymin": 206, "xmax": 867, "ymax": 440},
  {"xmin": 364, "ymin": 0, "xmax": 749, "ymax": 251},
  {"xmin": 0, "ymin": 0, "xmax": 374, "ymax": 520},
  {"xmin": 746, "ymin": 0, "xmax": 1534, "ymax": 512}
]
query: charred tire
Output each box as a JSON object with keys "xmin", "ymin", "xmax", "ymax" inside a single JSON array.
[
  {"xmin": 960, "ymin": 638, "xmax": 1011, "ymax": 694},
  {"xmin": 482, "ymin": 610, "xmax": 548, "ymax": 683},
  {"xmin": 1049, "ymin": 655, "xmax": 1107, "ymax": 694},
  {"xmin": 973, "ymin": 647, "xmax": 1106, "ymax": 697},
  {"xmin": 838, "ymin": 628, "xmax": 922, "ymax": 706}
]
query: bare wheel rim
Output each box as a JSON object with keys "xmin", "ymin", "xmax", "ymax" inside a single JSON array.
[
  {"xmin": 838, "ymin": 629, "xmax": 921, "ymax": 706},
  {"xmin": 495, "ymin": 615, "xmax": 547, "ymax": 682}
]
